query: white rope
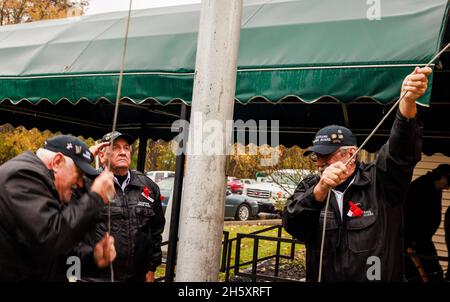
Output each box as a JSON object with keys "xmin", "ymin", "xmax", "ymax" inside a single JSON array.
[
  {"xmin": 317, "ymin": 43, "xmax": 450, "ymax": 282},
  {"xmin": 346, "ymin": 43, "xmax": 450, "ymax": 166},
  {"xmin": 317, "ymin": 190, "xmax": 331, "ymax": 282},
  {"xmin": 107, "ymin": 0, "xmax": 134, "ymax": 283}
]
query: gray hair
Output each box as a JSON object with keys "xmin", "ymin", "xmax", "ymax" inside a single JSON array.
[
  {"xmin": 338, "ymin": 146, "xmax": 358, "ymax": 161},
  {"xmin": 36, "ymin": 148, "xmax": 74, "ymax": 166}
]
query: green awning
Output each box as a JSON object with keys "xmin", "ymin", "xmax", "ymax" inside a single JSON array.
[{"xmin": 0, "ymin": 0, "xmax": 448, "ymax": 106}]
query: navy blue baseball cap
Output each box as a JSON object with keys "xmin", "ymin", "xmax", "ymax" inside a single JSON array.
[
  {"xmin": 101, "ymin": 131, "xmax": 135, "ymax": 145},
  {"xmin": 44, "ymin": 135, "xmax": 99, "ymax": 177},
  {"xmin": 304, "ymin": 125, "xmax": 357, "ymax": 156}
]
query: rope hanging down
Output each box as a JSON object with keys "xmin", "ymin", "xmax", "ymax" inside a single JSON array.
[
  {"xmin": 317, "ymin": 43, "xmax": 450, "ymax": 282},
  {"xmin": 106, "ymin": 0, "xmax": 134, "ymax": 282}
]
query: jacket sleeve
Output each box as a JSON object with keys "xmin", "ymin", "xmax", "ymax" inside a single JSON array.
[
  {"xmin": 375, "ymin": 110, "xmax": 423, "ymax": 206},
  {"xmin": 65, "ymin": 177, "xmax": 105, "ymax": 277},
  {"xmin": 282, "ymin": 174, "xmax": 324, "ymax": 243},
  {"xmin": 67, "ymin": 239, "xmax": 98, "ymax": 276},
  {"xmin": 148, "ymin": 184, "xmax": 165, "ymax": 272},
  {"xmin": 3, "ymin": 169, "xmax": 104, "ymax": 261}
]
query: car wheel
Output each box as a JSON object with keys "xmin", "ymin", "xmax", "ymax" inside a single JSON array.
[{"xmin": 236, "ymin": 204, "xmax": 251, "ymax": 221}]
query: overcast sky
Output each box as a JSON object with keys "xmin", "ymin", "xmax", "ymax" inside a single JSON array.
[{"xmin": 86, "ymin": 0, "xmax": 201, "ymax": 15}]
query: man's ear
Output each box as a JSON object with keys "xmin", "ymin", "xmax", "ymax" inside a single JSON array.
[
  {"xmin": 51, "ymin": 153, "xmax": 65, "ymax": 172},
  {"xmin": 98, "ymin": 147, "xmax": 110, "ymax": 166},
  {"xmin": 344, "ymin": 147, "xmax": 357, "ymax": 164}
]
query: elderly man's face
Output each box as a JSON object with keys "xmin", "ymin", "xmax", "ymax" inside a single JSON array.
[
  {"xmin": 312, "ymin": 147, "xmax": 356, "ymax": 174},
  {"xmin": 53, "ymin": 154, "xmax": 83, "ymax": 203},
  {"xmin": 99, "ymin": 138, "xmax": 131, "ymax": 175}
]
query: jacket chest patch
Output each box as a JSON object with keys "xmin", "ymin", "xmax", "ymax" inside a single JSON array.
[
  {"xmin": 346, "ymin": 201, "xmax": 376, "ymax": 218},
  {"xmin": 140, "ymin": 193, "xmax": 154, "ymax": 203},
  {"xmin": 346, "ymin": 200, "xmax": 374, "ymax": 218},
  {"xmin": 137, "ymin": 200, "xmax": 152, "ymax": 208},
  {"xmin": 362, "ymin": 210, "xmax": 374, "ymax": 217}
]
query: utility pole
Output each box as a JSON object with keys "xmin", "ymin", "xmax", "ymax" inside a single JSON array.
[{"xmin": 175, "ymin": 0, "xmax": 243, "ymax": 281}]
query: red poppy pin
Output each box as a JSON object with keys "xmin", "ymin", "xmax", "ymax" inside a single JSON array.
[
  {"xmin": 347, "ymin": 201, "xmax": 364, "ymax": 218},
  {"xmin": 143, "ymin": 187, "xmax": 150, "ymax": 198},
  {"xmin": 141, "ymin": 187, "xmax": 154, "ymax": 203}
]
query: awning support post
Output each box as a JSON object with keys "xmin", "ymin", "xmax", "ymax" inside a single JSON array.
[
  {"xmin": 165, "ymin": 103, "xmax": 189, "ymax": 282},
  {"xmin": 136, "ymin": 124, "xmax": 148, "ymax": 172}
]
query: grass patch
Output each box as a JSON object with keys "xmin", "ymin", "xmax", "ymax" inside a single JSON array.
[
  {"xmin": 220, "ymin": 224, "xmax": 304, "ymax": 281},
  {"xmin": 154, "ymin": 223, "xmax": 305, "ymax": 282}
]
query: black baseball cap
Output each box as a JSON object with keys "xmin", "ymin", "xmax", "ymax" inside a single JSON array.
[
  {"xmin": 44, "ymin": 135, "xmax": 99, "ymax": 177},
  {"xmin": 304, "ymin": 125, "xmax": 357, "ymax": 156},
  {"xmin": 101, "ymin": 131, "xmax": 135, "ymax": 145}
]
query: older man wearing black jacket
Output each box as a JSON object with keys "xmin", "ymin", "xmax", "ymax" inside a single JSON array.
[
  {"xmin": 283, "ymin": 67, "xmax": 432, "ymax": 281},
  {"xmin": 0, "ymin": 135, "xmax": 116, "ymax": 281},
  {"xmin": 77, "ymin": 131, "xmax": 165, "ymax": 282}
]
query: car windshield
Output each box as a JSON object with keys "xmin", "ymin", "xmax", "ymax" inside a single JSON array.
[
  {"xmin": 270, "ymin": 175, "xmax": 296, "ymax": 186},
  {"xmin": 157, "ymin": 177, "xmax": 174, "ymax": 191},
  {"xmin": 269, "ymin": 170, "xmax": 312, "ymax": 186}
]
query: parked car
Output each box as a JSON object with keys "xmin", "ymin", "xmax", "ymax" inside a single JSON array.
[
  {"xmin": 146, "ymin": 170, "xmax": 175, "ymax": 182},
  {"xmin": 243, "ymin": 181, "xmax": 288, "ymax": 200},
  {"xmin": 255, "ymin": 198, "xmax": 278, "ymax": 215},
  {"xmin": 226, "ymin": 176, "xmax": 243, "ymax": 194},
  {"xmin": 156, "ymin": 177, "xmax": 259, "ymax": 221},
  {"xmin": 244, "ymin": 169, "xmax": 312, "ymax": 201},
  {"xmin": 240, "ymin": 178, "xmax": 256, "ymax": 185},
  {"xmin": 240, "ymin": 179, "xmax": 276, "ymax": 214}
]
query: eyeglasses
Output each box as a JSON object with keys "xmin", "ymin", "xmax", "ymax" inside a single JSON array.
[{"xmin": 309, "ymin": 149, "xmax": 340, "ymax": 164}]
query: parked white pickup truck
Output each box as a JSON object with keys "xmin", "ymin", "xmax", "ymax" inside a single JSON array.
[{"xmin": 243, "ymin": 169, "xmax": 313, "ymax": 201}]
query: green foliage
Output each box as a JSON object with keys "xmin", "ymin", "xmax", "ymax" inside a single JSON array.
[
  {"xmin": 0, "ymin": 125, "xmax": 98, "ymax": 165},
  {"xmin": 226, "ymin": 144, "xmax": 315, "ymax": 179},
  {"xmin": 143, "ymin": 139, "xmax": 177, "ymax": 172},
  {"xmin": 0, "ymin": 0, "xmax": 90, "ymax": 26},
  {"xmin": 0, "ymin": 126, "xmax": 53, "ymax": 164},
  {"xmin": 0, "ymin": 127, "xmax": 315, "ymax": 177}
]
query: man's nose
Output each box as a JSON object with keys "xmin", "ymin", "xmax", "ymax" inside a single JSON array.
[{"xmin": 118, "ymin": 147, "xmax": 128, "ymax": 155}]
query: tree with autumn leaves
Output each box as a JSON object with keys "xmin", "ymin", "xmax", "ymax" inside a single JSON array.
[
  {"xmin": 226, "ymin": 144, "xmax": 315, "ymax": 182},
  {"xmin": 0, "ymin": 0, "xmax": 89, "ymax": 26},
  {"xmin": 0, "ymin": 125, "xmax": 96, "ymax": 165},
  {"xmin": 0, "ymin": 1, "xmax": 92, "ymax": 162}
]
